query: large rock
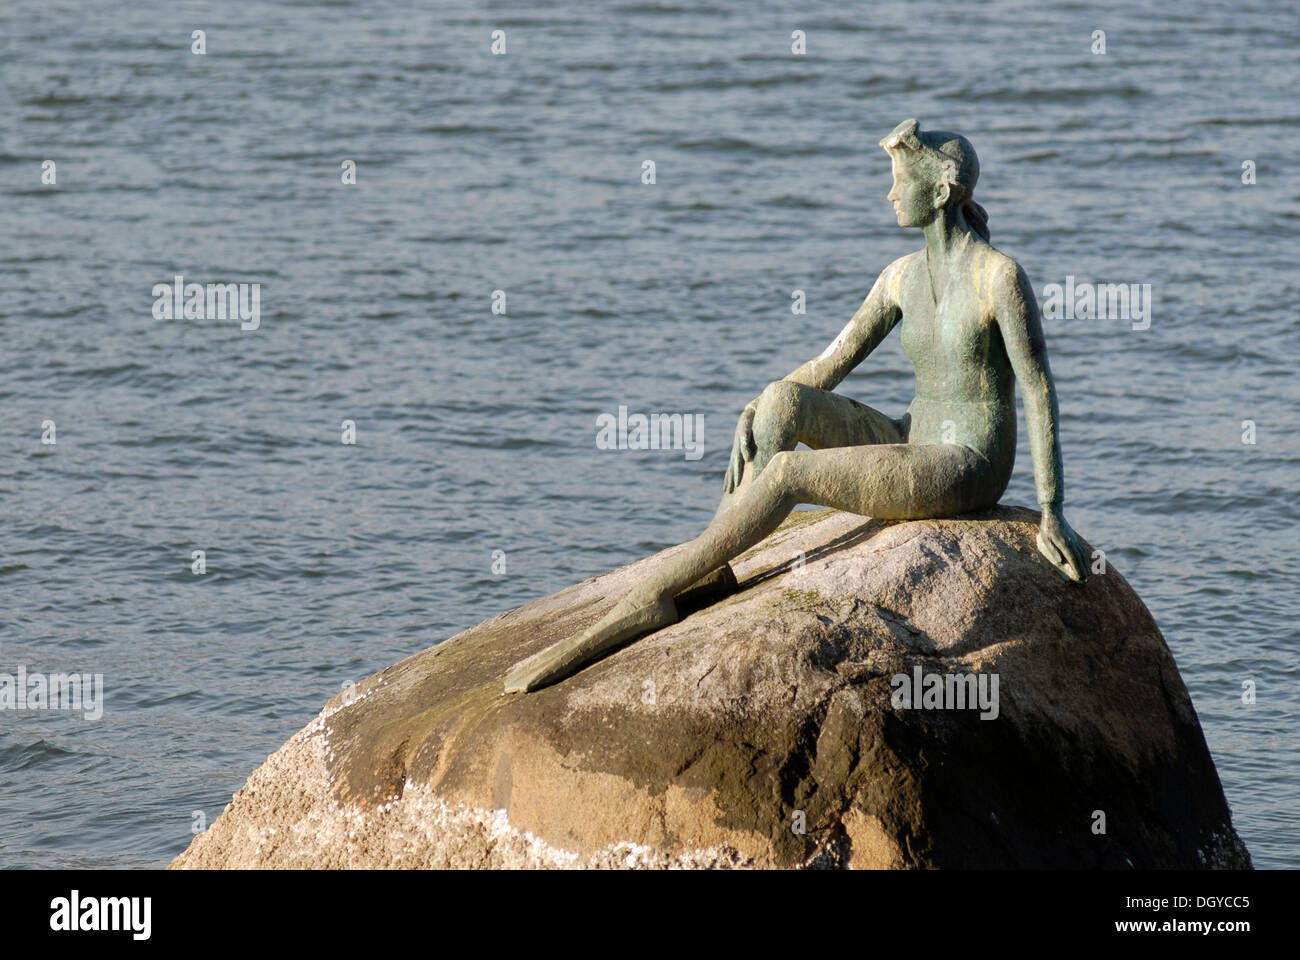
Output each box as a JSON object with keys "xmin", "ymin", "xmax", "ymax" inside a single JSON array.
[{"xmin": 171, "ymin": 506, "xmax": 1251, "ymax": 869}]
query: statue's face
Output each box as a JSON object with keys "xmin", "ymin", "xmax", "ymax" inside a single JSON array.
[{"xmin": 886, "ymin": 152, "xmax": 935, "ymax": 229}]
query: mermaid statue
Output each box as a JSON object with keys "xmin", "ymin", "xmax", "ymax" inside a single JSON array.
[{"xmin": 506, "ymin": 119, "xmax": 1088, "ymax": 694}]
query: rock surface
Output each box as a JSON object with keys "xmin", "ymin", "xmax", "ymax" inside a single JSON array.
[{"xmin": 171, "ymin": 506, "xmax": 1251, "ymax": 869}]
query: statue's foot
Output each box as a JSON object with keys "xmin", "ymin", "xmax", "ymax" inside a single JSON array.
[{"xmin": 504, "ymin": 591, "xmax": 678, "ymax": 694}]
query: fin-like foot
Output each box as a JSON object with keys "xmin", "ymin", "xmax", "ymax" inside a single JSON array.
[{"xmin": 504, "ymin": 592, "xmax": 678, "ymax": 693}]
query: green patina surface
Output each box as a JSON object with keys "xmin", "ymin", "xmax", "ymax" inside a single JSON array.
[{"xmin": 509, "ymin": 119, "xmax": 1088, "ymax": 695}]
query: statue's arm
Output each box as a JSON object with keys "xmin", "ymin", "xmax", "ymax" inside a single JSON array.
[
  {"xmin": 722, "ymin": 259, "xmax": 903, "ymax": 495},
  {"xmin": 783, "ymin": 260, "xmax": 903, "ymax": 391},
  {"xmin": 995, "ymin": 260, "xmax": 1088, "ymax": 582},
  {"xmin": 994, "ymin": 262, "xmax": 1063, "ymax": 507}
]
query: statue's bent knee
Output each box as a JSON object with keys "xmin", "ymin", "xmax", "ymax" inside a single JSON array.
[
  {"xmin": 762, "ymin": 450, "xmax": 797, "ymax": 491},
  {"xmin": 753, "ymin": 380, "xmax": 799, "ymax": 437},
  {"xmin": 758, "ymin": 379, "xmax": 798, "ymax": 411}
]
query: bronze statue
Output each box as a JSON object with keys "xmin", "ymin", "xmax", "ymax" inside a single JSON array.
[{"xmin": 506, "ymin": 119, "xmax": 1088, "ymax": 694}]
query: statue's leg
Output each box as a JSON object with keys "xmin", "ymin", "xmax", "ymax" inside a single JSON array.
[
  {"xmin": 697, "ymin": 382, "xmax": 903, "ymax": 603},
  {"xmin": 506, "ymin": 456, "xmax": 803, "ymax": 693},
  {"xmin": 506, "ymin": 440, "xmax": 994, "ymax": 693},
  {"xmin": 715, "ymin": 381, "xmax": 906, "ymax": 520}
]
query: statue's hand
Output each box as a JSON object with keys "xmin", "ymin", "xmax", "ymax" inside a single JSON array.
[
  {"xmin": 724, "ymin": 402, "xmax": 758, "ymax": 493},
  {"xmin": 1036, "ymin": 505, "xmax": 1088, "ymax": 583}
]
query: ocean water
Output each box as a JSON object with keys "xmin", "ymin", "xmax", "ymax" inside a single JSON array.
[{"xmin": 1, "ymin": 0, "xmax": 1295, "ymax": 868}]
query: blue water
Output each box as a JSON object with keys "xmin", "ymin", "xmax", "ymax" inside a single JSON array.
[{"xmin": 1, "ymin": 0, "xmax": 1296, "ymax": 868}]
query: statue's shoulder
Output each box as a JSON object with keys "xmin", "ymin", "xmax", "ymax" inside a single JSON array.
[
  {"xmin": 971, "ymin": 241, "xmax": 1014, "ymax": 272},
  {"xmin": 885, "ymin": 249, "xmax": 926, "ymax": 277},
  {"xmin": 874, "ymin": 250, "xmax": 925, "ymax": 301},
  {"xmin": 973, "ymin": 244, "xmax": 1030, "ymax": 295},
  {"xmin": 969, "ymin": 245, "xmax": 1038, "ymax": 319}
]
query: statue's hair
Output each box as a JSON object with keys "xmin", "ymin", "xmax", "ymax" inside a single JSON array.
[{"xmin": 880, "ymin": 119, "xmax": 990, "ymax": 243}]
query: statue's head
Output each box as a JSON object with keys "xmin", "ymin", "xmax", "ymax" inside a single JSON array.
[{"xmin": 880, "ymin": 119, "xmax": 988, "ymax": 241}]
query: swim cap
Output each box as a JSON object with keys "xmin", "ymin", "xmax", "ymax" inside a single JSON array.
[{"xmin": 880, "ymin": 119, "xmax": 988, "ymax": 241}]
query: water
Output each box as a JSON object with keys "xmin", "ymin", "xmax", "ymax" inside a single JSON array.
[{"xmin": 1, "ymin": 0, "xmax": 1295, "ymax": 869}]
